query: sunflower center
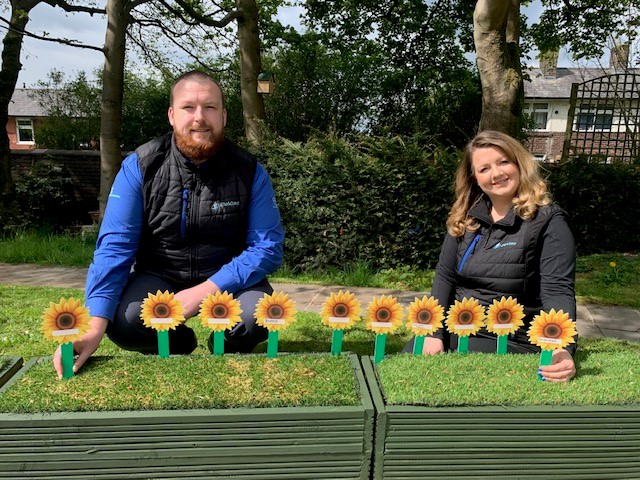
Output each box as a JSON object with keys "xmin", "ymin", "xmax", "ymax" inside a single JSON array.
[
  {"xmin": 542, "ymin": 323, "xmax": 561, "ymax": 338},
  {"xmin": 213, "ymin": 305, "xmax": 228, "ymax": 318},
  {"xmin": 153, "ymin": 303, "xmax": 170, "ymax": 318},
  {"xmin": 333, "ymin": 303, "xmax": 348, "ymax": 317},
  {"xmin": 417, "ymin": 309, "xmax": 432, "ymax": 324},
  {"xmin": 267, "ymin": 305, "xmax": 283, "ymax": 318},
  {"xmin": 458, "ymin": 310, "xmax": 473, "ymax": 324},
  {"xmin": 497, "ymin": 309, "xmax": 512, "ymax": 324},
  {"xmin": 56, "ymin": 313, "xmax": 76, "ymax": 330},
  {"xmin": 375, "ymin": 307, "xmax": 391, "ymax": 321}
]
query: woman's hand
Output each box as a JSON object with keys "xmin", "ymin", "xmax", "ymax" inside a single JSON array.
[
  {"xmin": 422, "ymin": 336, "xmax": 445, "ymax": 355},
  {"xmin": 538, "ymin": 349, "xmax": 576, "ymax": 382}
]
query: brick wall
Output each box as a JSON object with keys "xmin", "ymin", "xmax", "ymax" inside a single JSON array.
[{"xmin": 10, "ymin": 149, "xmax": 103, "ymax": 224}]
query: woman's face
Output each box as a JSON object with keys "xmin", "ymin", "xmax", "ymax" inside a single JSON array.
[{"xmin": 471, "ymin": 146, "xmax": 521, "ymax": 205}]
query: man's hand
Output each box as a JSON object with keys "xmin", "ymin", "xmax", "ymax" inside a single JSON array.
[
  {"xmin": 538, "ymin": 349, "xmax": 576, "ymax": 382},
  {"xmin": 175, "ymin": 280, "xmax": 219, "ymax": 319},
  {"xmin": 422, "ymin": 336, "xmax": 445, "ymax": 355},
  {"xmin": 53, "ymin": 316, "xmax": 108, "ymax": 380}
]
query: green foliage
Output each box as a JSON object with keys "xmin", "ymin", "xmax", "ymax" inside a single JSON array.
[
  {"xmin": 264, "ymin": 132, "xmax": 457, "ymax": 270},
  {"xmin": 13, "ymin": 161, "xmax": 79, "ymax": 230},
  {"xmin": 545, "ymin": 158, "xmax": 640, "ymax": 254},
  {"xmin": 33, "ymin": 70, "xmax": 101, "ymax": 150},
  {"xmin": 575, "ymin": 254, "xmax": 640, "ymax": 307}
]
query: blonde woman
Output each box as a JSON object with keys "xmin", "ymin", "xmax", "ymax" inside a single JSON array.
[{"xmin": 406, "ymin": 130, "xmax": 577, "ymax": 382}]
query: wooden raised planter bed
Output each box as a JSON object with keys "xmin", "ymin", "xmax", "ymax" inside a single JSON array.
[
  {"xmin": 0, "ymin": 354, "xmax": 374, "ymax": 480},
  {"xmin": 362, "ymin": 346, "xmax": 640, "ymax": 480},
  {"xmin": 0, "ymin": 357, "xmax": 22, "ymax": 389}
]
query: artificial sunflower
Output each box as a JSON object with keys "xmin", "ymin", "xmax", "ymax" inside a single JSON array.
[
  {"xmin": 485, "ymin": 296, "xmax": 525, "ymax": 335},
  {"xmin": 445, "ymin": 297, "xmax": 485, "ymax": 336},
  {"xmin": 321, "ymin": 290, "xmax": 362, "ymax": 330},
  {"xmin": 140, "ymin": 290, "xmax": 185, "ymax": 332},
  {"xmin": 365, "ymin": 295, "xmax": 404, "ymax": 335},
  {"xmin": 41, "ymin": 297, "xmax": 91, "ymax": 343},
  {"xmin": 255, "ymin": 292, "xmax": 297, "ymax": 331},
  {"xmin": 527, "ymin": 309, "xmax": 577, "ymax": 350},
  {"xmin": 406, "ymin": 296, "xmax": 445, "ymax": 336},
  {"xmin": 199, "ymin": 291, "xmax": 242, "ymax": 332}
]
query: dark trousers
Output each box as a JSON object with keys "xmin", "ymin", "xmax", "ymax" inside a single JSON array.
[
  {"xmin": 403, "ymin": 331, "xmax": 540, "ymax": 354},
  {"xmin": 106, "ymin": 273, "xmax": 271, "ymax": 355}
]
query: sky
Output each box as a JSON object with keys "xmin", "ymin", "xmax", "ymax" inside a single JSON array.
[{"xmin": 7, "ymin": 1, "xmax": 568, "ymax": 88}]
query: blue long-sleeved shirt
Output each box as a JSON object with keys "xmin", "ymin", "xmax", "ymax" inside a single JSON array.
[{"xmin": 85, "ymin": 152, "xmax": 284, "ymax": 321}]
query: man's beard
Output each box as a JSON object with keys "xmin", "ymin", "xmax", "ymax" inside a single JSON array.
[{"xmin": 174, "ymin": 128, "xmax": 224, "ymax": 163}]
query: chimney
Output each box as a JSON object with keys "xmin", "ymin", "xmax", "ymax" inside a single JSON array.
[
  {"xmin": 610, "ymin": 42, "xmax": 630, "ymax": 70},
  {"xmin": 538, "ymin": 50, "xmax": 559, "ymax": 78}
]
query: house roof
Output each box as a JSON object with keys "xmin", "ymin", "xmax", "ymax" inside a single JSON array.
[
  {"xmin": 8, "ymin": 89, "xmax": 47, "ymax": 117},
  {"xmin": 525, "ymin": 67, "xmax": 640, "ymax": 100}
]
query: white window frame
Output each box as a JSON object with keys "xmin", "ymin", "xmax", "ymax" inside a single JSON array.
[
  {"xmin": 575, "ymin": 105, "xmax": 614, "ymax": 132},
  {"xmin": 15, "ymin": 118, "xmax": 35, "ymax": 144},
  {"xmin": 525, "ymin": 102, "xmax": 549, "ymax": 131}
]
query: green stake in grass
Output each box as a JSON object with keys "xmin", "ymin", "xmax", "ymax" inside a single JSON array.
[
  {"xmin": 412, "ymin": 335, "xmax": 425, "ymax": 355},
  {"xmin": 267, "ymin": 330, "xmax": 279, "ymax": 358},
  {"xmin": 374, "ymin": 334, "xmax": 387, "ymax": 364},
  {"xmin": 157, "ymin": 330, "xmax": 170, "ymax": 358},
  {"xmin": 61, "ymin": 341, "xmax": 75, "ymax": 379},
  {"xmin": 331, "ymin": 330, "xmax": 344, "ymax": 355},
  {"xmin": 457, "ymin": 335, "xmax": 469, "ymax": 354},
  {"xmin": 212, "ymin": 330, "xmax": 225, "ymax": 356},
  {"xmin": 496, "ymin": 335, "xmax": 508, "ymax": 354}
]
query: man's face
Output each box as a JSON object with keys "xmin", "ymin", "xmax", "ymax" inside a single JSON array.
[{"xmin": 168, "ymin": 78, "xmax": 227, "ymax": 163}]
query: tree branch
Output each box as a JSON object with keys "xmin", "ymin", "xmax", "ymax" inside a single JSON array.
[
  {"xmin": 0, "ymin": 17, "xmax": 105, "ymax": 52},
  {"xmin": 172, "ymin": 0, "xmax": 241, "ymax": 27},
  {"xmin": 41, "ymin": 0, "xmax": 105, "ymax": 16}
]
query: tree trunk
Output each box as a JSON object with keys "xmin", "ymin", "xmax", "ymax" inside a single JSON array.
[
  {"xmin": 474, "ymin": 0, "xmax": 523, "ymax": 136},
  {"xmin": 236, "ymin": 0, "xmax": 265, "ymax": 146},
  {"xmin": 0, "ymin": 0, "xmax": 39, "ymax": 202},
  {"xmin": 99, "ymin": 0, "xmax": 129, "ymax": 216}
]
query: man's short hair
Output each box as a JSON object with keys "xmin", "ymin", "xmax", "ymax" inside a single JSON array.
[{"xmin": 170, "ymin": 70, "xmax": 226, "ymax": 108}]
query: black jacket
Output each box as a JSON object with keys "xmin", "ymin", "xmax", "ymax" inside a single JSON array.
[{"xmin": 431, "ymin": 197, "xmax": 577, "ymax": 354}]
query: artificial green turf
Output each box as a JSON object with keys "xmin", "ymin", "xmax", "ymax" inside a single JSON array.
[
  {"xmin": 0, "ymin": 354, "xmax": 360, "ymax": 413},
  {"xmin": 376, "ymin": 337, "xmax": 640, "ymax": 406}
]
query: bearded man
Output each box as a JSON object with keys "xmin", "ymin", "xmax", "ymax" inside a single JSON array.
[{"xmin": 53, "ymin": 71, "xmax": 284, "ymax": 378}]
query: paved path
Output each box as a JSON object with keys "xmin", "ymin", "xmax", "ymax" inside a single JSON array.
[{"xmin": 1, "ymin": 263, "xmax": 638, "ymax": 342}]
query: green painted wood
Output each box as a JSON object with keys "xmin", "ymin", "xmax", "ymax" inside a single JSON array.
[
  {"xmin": 0, "ymin": 357, "xmax": 22, "ymax": 388},
  {"xmin": 361, "ymin": 355, "xmax": 640, "ymax": 480},
  {"xmin": 0, "ymin": 354, "xmax": 374, "ymax": 480}
]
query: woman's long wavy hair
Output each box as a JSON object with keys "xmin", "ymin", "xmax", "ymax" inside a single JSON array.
[{"xmin": 447, "ymin": 130, "xmax": 551, "ymax": 237}]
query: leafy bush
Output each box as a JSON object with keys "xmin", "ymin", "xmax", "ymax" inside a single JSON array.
[
  {"xmin": 264, "ymin": 132, "xmax": 458, "ymax": 270},
  {"xmin": 13, "ymin": 160, "xmax": 79, "ymax": 231},
  {"xmin": 545, "ymin": 158, "xmax": 640, "ymax": 254}
]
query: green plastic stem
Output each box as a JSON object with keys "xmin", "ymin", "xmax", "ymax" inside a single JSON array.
[
  {"xmin": 457, "ymin": 335, "xmax": 469, "ymax": 354},
  {"xmin": 157, "ymin": 330, "xmax": 170, "ymax": 358},
  {"xmin": 267, "ymin": 331, "xmax": 279, "ymax": 358},
  {"xmin": 538, "ymin": 349, "xmax": 554, "ymax": 380},
  {"xmin": 213, "ymin": 330, "xmax": 225, "ymax": 356},
  {"xmin": 374, "ymin": 334, "xmax": 387, "ymax": 364},
  {"xmin": 413, "ymin": 335, "xmax": 425, "ymax": 355},
  {"xmin": 331, "ymin": 329, "xmax": 344, "ymax": 355},
  {"xmin": 61, "ymin": 341, "xmax": 74, "ymax": 379},
  {"xmin": 497, "ymin": 335, "xmax": 508, "ymax": 354}
]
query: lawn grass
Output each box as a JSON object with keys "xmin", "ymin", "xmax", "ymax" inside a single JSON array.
[
  {"xmin": 0, "ymin": 354, "xmax": 360, "ymax": 413},
  {"xmin": 376, "ymin": 337, "xmax": 640, "ymax": 407},
  {"xmin": 1, "ymin": 231, "xmax": 638, "ymax": 306}
]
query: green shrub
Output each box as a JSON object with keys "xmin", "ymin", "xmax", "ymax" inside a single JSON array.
[
  {"xmin": 264, "ymin": 132, "xmax": 458, "ymax": 270},
  {"xmin": 546, "ymin": 159, "xmax": 640, "ymax": 254}
]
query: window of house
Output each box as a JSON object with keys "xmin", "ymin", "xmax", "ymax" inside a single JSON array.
[
  {"xmin": 525, "ymin": 102, "xmax": 549, "ymax": 130},
  {"xmin": 16, "ymin": 118, "xmax": 35, "ymax": 144},
  {"xmin": 576, "ymin": 105, "xmax": 613, "ymax": 132}
]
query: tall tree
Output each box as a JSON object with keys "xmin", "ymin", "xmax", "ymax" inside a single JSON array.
[
  {"xmin": 474, "ymin": 0, "xmax": 523, "ymax": 136},
  {"xmin": 0, "ymin": 0, "xmax": 103, "ymax": 205}
]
